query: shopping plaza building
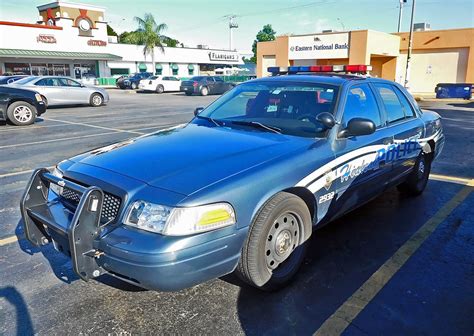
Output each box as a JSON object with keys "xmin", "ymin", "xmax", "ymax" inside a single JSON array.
[
  {"xmin": 0, "ymin": 1, "xmax": 243, "ymax": 79},
  {"xmin": 257, "ymin": 28, "xmax": 474, "ymax": 94}
]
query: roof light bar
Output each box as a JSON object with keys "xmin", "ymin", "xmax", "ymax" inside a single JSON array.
[{"xmin": 267, "ymin": 64, "xmax": 372, "ymax": 75}]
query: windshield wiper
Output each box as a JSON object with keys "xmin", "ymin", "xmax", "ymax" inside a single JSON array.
[
  {"xmin": 231, "ymin": 120, "xmax": 282, "ymax": 134},
  {"xmin": 195, "ymin": 115, "xmax": 221, "ymax": 127}
]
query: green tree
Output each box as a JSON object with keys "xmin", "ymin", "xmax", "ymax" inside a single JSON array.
[
  {"xmin": 107, "ymin": 24, "xmax": 118, "ymax": 36},
  {"xmin": 122, "ymin": 13, "xmax": 167, "ymax": 72},
  {"xmin": 162, "ymin": 36, "xmax": 180, "ymax": 48},
  {"xmin": 251, "ymin": 24, "xmax": 276, "ymax": 63}
]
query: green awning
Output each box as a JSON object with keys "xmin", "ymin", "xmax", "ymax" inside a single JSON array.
[
  {"xmin": 138, "ymin": 62, "xmax": 147, "ymax": 70},
  {"xmin": 0, "ymin": 48, "xmax": 122, "ymax": 61},
  {"xmin": 171, "ymin": 63, "xmax": 179, "ymax": 70},
  {"xmin": 187, "ymin": 64, "xmax": 194, "ymax": 70},
  {"xmin": 155, "ymin": 63, "xmax": 163, "ymax": 70}
]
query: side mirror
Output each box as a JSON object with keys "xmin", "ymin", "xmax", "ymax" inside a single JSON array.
[
  {"xmin": 339, "ymin": 118, "xmax": 376, "ymax": 138},
  {"xmin": 316, "ymin": 112, "xmax": 336, "ymax": 129},
  {"xmin": 194, "ymin": 107, "xmax": 204, "ymax": 116}
]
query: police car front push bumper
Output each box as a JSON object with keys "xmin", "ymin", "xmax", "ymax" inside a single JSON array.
[{"xmin": 21, "ymin": 168, "xmax": 105, "ymax": 281}]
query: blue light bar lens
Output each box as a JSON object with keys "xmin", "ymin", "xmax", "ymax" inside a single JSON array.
[
  {"xmin": 267, "ymin": 67, "xmax": 280, "ymax": 73},
  {"xmin": 288, "ymin": 66, "xmax": 300, "ymax": 73},
  {"xmin": 299, "ymin": 66, "xmax": 310, "ymax": 72}
]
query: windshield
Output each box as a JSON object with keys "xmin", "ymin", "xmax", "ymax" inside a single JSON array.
[
  {"xmin": 197, "ymin": 81, "xmax": 339, "ymax": 138},
  {"xmin": 13, "ymin": 76, "xmax": 37, "ymax": 84}
]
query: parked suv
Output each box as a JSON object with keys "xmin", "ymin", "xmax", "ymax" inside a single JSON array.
[
  {"xmin": 0, "ymin": 86, "xmax": 46, "ymax": 125},
  {"xmin": 117, "ymin": 72, "xmax": 153, "ymax": 89},
  {"xmin": 180, "ymin": 76, "xmax": 235, "ymax": 96}
]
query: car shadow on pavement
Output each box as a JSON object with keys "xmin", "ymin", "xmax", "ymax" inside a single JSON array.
[
  {"xmin": 0, "ymin": 286, "xmax": 35, "ymax": 335},
  {"xmin": 232, "ymin": 185, "xmax": 454, "ymax": 335},
  {"xmin": 448, "ymin": 101, "xmax": 474, "ymax": 109},
  {"xmin": 15, "ymin": 219, "xmax": 79, "ymax": 284}
]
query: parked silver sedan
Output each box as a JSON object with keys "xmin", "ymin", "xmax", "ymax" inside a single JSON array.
[{"xmin": 10, "ymin": 76, "xmax": 109, "ymax": 107}]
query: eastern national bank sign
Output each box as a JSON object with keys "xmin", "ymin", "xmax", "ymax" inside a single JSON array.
[{"xmin": 288, "ymin": 33, "xmax": 349, "ymax": 60}]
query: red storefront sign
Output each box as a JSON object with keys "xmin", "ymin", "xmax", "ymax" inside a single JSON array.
[{"xmin": 37, "ymin": 34, "xmax": 57, "ymax": 43}]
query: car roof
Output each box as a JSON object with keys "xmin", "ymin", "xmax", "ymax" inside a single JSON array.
[{"xmin": 248, "ymin": 74, "xmax": 396, "ymax": 86}]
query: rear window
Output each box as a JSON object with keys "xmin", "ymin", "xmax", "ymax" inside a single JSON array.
[
  {"xmin": 13, "ymin": 76, "xmax": 37, "ymax": 84},
  {"xmin": 190, "ymin": 76, "xmax": 206, "ymax": 81}
]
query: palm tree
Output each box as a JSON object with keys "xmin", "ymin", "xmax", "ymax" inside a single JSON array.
[{"xmin": 123, "ymin": 13, "xmax": 167, "ymax": 73}]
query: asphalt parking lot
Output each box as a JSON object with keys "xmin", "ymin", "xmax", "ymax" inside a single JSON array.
[{"xmin": 0, "ymin": 91, "xmax": 473, "ymax": 335}]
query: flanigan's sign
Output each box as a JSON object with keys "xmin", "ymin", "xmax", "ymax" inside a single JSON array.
[
  {"xmin": 208, "ymin": 51, "xmax": 240, "ymax": 62},
  {"xmin": 288, "ymin": 33, "xmax": 349, "ymax": 60},
  {"xmin": 37, "ymin": 34, "xmax": 57, "ymax": 44}
]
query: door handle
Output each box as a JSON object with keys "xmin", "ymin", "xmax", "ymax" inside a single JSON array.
[{"xmin": 383, "ymin": 138, "xmax": 393, "ymax": 145}]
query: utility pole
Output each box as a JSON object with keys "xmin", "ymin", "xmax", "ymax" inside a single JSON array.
[
  {"xmin": 404, "ymin": 0, "xmax": 416, "ymax": 90},
  {"xmin": 397, "ymin": 0, "xmax": 407, "ymax": 32},
  {"xmin": 228, "ymin": 15, "xmax": 238, "ymax": 51}
]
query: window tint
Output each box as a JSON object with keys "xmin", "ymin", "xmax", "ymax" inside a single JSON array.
[
  {"xmin": 342, "ymin": 84, "xmax": 382, "ymax": 128},
  {"xmin": 162, "ymin": 77, "xmax": 170, "ymax": 80},
  {"xmin": 171, "ymin": 77, "xmax": 179, "ymax": 81},
  {"xmin": 35, "ymin": 78, "xmax": 61, "ymax": 86},
  {"xmin": 375, "ymin": 84, "xmax": 406, "ymax": 123},
  {"xmin": 215, "ymin": 77, "xmax": 224, "ymax": 82},
  {"xmin": 59, "ymin": 78, "xmax": 81, "ymax": 87},
  {"xmin": 394, "ymin": 87, "xmax": 416, "ymax": 118}
]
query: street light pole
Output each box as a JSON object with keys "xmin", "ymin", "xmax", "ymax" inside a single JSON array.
[
  {"xmin": 397, "ymin": 0, "xmax": 405, "ymax": 32},
  {"xmin": 228, "ymin": 15, "xmax": 238, "ymax": 51},
  {"xmin": 404, "ymin": 0, "xmax": 416, "ymax": 90}
]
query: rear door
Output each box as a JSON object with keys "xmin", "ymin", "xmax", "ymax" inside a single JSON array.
[
  {"xmin": 372, "ymin": 83, "xmax": 424, "ymax": 183},
  {"xmin": 331, "ymin": 83, "xmax": 392, "ymax": 215},
  {"xmin": 205, "ymin": 77, "xmax": 216, "ymax": 93},
  {"xmin": 214, "ymin": 76, "xmax": 226, "ymax": 93},
  {"xmin": 34, "ymin": 78, "xmax": 64, "ymax": 105}
]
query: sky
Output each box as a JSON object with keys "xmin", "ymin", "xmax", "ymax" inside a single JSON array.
[{"xmin": 1, "ymin": 0, "xmax": 473, "ymax": 54}]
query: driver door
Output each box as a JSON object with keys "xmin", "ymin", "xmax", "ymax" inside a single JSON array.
[{"xmin": 329, "ymin": 83, "xmax": 393, "ymax": 217}]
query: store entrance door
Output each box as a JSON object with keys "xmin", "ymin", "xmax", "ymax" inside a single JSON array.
[{"xmin": 73, "ymin": 63, "xmax": 97, "ymax": 79}]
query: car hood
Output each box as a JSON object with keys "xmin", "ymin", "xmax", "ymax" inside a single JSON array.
[{"xmin": 69, "ymin": 123, "xmax": 312, "ymax": 196}]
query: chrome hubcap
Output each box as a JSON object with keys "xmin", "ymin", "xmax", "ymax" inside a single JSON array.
[
  {"xmin": 92, "ymin": 96, "xmax": 102, "ymax": 105},
  {"xmin": 265, "ymin": 212, "xmax": 301, "ymax": 270},
  {"xmin": 13, "ymin": 105, "xmax": 32, "ymax": 122}
]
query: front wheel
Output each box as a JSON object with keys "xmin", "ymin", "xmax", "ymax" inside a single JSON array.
[
  {"xmin": 131, "ymin": 82, "xmax": 138, "ymax": 90},
  {"xmin": 90, "ymin": 93, "xmax": 103, "ymax": 107},
  {"xmin": 7, "ymin": 101, "xmax": 37, "ymax": 126},
  {"xmin": 156, "ymin": 85, "xmax": 164, "ymax": 94},
  {"xmin": 397, "ymin": 153, "xmax": 431, "ymax": 196},
  {"xmin": 235, "ymin": 192, "xmax": 312, "ymax": 291}
]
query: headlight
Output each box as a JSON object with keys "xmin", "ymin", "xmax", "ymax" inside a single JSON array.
[
  {"xmin": 49, "ymin": 166, "xmax": 63, "ymax": 196},
  {"xmin": 35, "ymin": 93, "xmax": 42, "ymax": 102},
  {"xmin": 124, "ymin": 201, "xmax": 236, "ymax": 236}
]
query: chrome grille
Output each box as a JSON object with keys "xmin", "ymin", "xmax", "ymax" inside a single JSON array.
[{"xmin": 60, "ymin": 187, "xmax": 122, "ymax": 223}]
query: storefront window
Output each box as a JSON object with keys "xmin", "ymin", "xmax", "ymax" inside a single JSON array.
[
  {"xmin": 73, "ymin": 63, "xmax": 96, "ymax": 79},
  {"xmin": 4, "ymin": 63, "xmax": 31, "ymax": 75},
  {"xmin": 111, "ymin": 68, "xmax": 130, "ymax": 76},
  {"xmin": 31, "ymin": 64, "xmax": 49, "ymax": 76}
]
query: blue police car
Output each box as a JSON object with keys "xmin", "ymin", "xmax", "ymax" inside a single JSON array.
[{"xmin": 21, "ymin": 65, "xmax": 444, "ymax": 291}]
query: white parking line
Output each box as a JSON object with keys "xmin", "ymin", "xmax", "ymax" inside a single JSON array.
[
  {"xmin": 43, "ymin": 117, "xmax": 144, "ymax": 134},
  {"xmin": 0, "ymin": 166, "xmax": 54, "ymax": 178}
]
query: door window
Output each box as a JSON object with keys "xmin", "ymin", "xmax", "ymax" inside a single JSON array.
[
  {"xmin": 342, "ymin": 84, "xmax": 382, "ymax": 128},
  {"xmin": 35, "ymin": 78, "xmax": 61, "ymax": 86},
  {"xmin": 59, "ymin": 78, "xmax": 82, "ymax": 87},
  {"xmin": 375, "ymin": 84, "xmax": 407, "ymax": 124},
  {"xmin": 394, "ymin": 87, "xmax": 416, "ymax": 118}
]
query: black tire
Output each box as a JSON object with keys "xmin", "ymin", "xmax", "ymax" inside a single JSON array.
[
  {"xmin": 185, "ymin": 92, "xmax": 193, "ymax": 96},
  {"xmin": 6, "ymin": 101, "xmax": 37, "ymax": 126},
  {"xmin": 200, "ymin": 86, "xmax": 209, "ymax": 96},
  {"xmin": 397, "ymin": 152, "xmax": 431, "ymax": 196},
  {"xmin": 90, "ymin": 93, "xmax": 103, "ymax": 107},
  {"xmin": 41, "ymin": 96, "xmax": 48, "ymax": 108},
  {"xmin": 236, "ymin": 192, "xmax": 312, "ymax": 291},
  {"xmin": 156, "ymin": 84, "xmax": 164, "ymax": 94},
  {"xmin": 131, "ymin": 82, "xmax": 138, "ymax": 90}
]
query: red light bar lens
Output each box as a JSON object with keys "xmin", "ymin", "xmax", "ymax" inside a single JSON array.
[
  {"xmin": 320, "ymin": 65, "xmax": 333, "ymax": 72},
  {"xmin": 344, "ymin": 65, "xmax": 368, "ymax": 72}
]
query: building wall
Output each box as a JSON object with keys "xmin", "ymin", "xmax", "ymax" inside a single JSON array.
[{"xmin": 256, "ymin": 28, "xmax": 473, "ymax": 94}]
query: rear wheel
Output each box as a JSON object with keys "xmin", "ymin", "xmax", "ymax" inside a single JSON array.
[
  {"xmin": 397, "ymin": 152, "xmax": 431, "ymax": 196},
  {"xmin": 156, "ymin": 84, "xmax": 164, "ymax": 94},
  {"xmin": 236, "ymin": 192, "xmax": 312, "ymax": 291},
  {"xmin": 7, "ymin": 101, "xmax": 37, "ymax": 126},
  {"xmin": 200, "ymin": 86, "xmax": 209, "ymax": 96},
  {"xmin": 90, "ymin": 93, "xmax": 103, "ymax": 107},
  {"xmin": 131, "ymin": 82, "xmax": 138, "ymax": 90}
]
